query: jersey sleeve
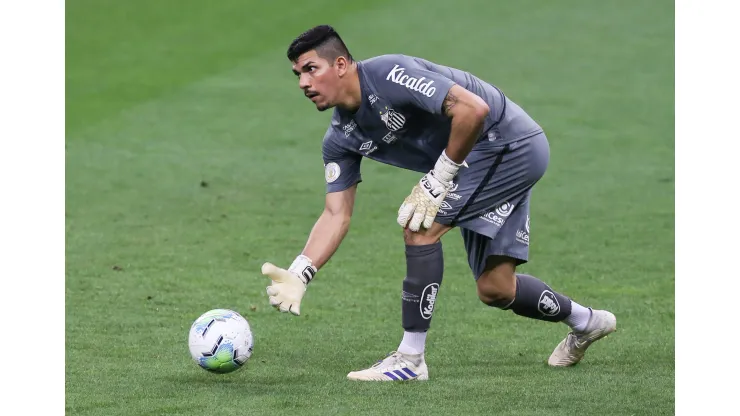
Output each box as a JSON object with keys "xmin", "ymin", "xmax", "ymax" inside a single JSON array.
[
  {"xmin": 322, "ymin": 127, "xmax": 362, "ymax": 193},
  {"xmin": 369, "ymin": 55, "xmax": 457, "ymax": 115}
]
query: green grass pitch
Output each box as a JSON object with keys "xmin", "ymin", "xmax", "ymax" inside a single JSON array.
[{"xmin": 65, "ymin": 0, "xmax": 674, "ymax": 414}]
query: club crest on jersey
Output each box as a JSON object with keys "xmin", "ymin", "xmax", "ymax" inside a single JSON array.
[{"xmin": 379, "ymin": 107, "xmax": 406, "ymax": 131}]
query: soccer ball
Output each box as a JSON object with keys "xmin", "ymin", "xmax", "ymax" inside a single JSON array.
[{"xmin": 188, "ymin": 309, "xmax": 254, "ymax": 374}]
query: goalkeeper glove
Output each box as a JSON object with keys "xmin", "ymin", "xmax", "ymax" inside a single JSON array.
[
  {"xmin": 262, "ymin": 255, "xmax": 316, "ymax": 316},
  {"xmin": 397, "ymin": 151, "xmax": 462, "ymax": 231}
]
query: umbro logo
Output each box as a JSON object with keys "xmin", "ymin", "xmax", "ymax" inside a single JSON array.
[{"xmin": 359, "ymin": 140, "xmax": 378, "ymax": 156}]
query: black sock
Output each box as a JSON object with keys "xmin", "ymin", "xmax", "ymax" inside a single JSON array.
[
  {"xmin": 504, "ymin": 273, "xmax": 572, "ymax": 322},
  {"xmin": 402, "ymin": 242, "xmax": 444, "ymax": 331}
]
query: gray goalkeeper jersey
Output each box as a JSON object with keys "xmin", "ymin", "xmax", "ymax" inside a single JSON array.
[{"xmin": 322, "ymin": 54, "xmax": 543, "ymax": 193}]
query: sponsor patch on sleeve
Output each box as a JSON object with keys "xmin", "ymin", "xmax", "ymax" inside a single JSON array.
[{"xmin": 324, "ymin": 162, "xmax": 341, "ymax": 183}]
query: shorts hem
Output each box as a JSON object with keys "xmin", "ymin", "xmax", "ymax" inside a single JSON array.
[
  {"xmin": 487, "ymin": 251, "xmax": 528, "ymax": 265},
  {"xmin": 473, "ymin": 251, "xmax": 529, "ymax": 280}
]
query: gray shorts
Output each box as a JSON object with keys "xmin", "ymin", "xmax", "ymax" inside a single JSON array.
[{"xmin": 435, "ymin": 132, "xmax": 550, "ymax": 279}]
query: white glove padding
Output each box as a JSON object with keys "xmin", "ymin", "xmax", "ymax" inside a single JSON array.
[
  {"xmin": 397, "ymin": 151, "xmax": 462, "ymax": 231},
  {"xmin": 262, "ymin": 256, "xmax": 316, "ymax": 316}
]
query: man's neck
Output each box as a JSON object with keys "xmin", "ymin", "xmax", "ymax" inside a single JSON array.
[{"xmin": 337, "ymin": 63, "xmax": 362, "ymax": 113}]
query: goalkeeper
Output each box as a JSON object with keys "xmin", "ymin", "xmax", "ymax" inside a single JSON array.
[{"xmin": 262, "ymin": 25, "xmax": 616, "ymax": 381}]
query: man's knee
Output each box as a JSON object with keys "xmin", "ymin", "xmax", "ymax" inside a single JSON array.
[
  {"xmin": 403, "ymin": 222, "xmax": 451, "ymax": 246},
  {"xmin": 476, "ymin": 256, "xmax": 517, "ymax": 308},
  {"xmin": 477, "ymin": 278, "xmax": 516, "ymax": 307}
]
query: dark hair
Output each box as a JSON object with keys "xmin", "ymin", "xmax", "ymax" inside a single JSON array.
[{"xmin": 287, "ymin": 25, "xmax": 353, "ymax": 63}]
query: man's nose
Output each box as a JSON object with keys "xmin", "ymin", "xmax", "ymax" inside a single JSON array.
[{"xmin": 299, "ymin": 73, "xmax": 311, "ymax": 89}]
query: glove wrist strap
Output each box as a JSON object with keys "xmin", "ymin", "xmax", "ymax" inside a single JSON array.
[
  {"xmin": 289, "ymin": 255, "xmax": 317, "ymax": 285},
  {"xmin": 433, "ymin": 150, "xmax": 462, "ymax": 183}
]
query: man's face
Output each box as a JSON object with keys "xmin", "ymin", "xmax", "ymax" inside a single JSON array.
[{"xmin": 291, "ymin": 50, "xmax": 340, "ymax": 111}]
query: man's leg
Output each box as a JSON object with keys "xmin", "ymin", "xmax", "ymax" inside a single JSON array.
[
  {"xmin": 396, "ymin": 223, "xmax": 452, "ymax": 355},
  {"xmin": 476, "ymin": 255, "xmax": 589, "ymax": 326},
  {"xmin": 346, "ymin": 222, "xmax": 452, "ymax": 381},
  {"xmin": 463, "ymin": 192, "xmax": 616, "ymax": 366},
  {"xmin": 474, "ymin": 255, "xmax": 616, "ymax": 366},
  {"xmin": 461, "ymin": 192, "xmax": 616, "ymax": 366}
]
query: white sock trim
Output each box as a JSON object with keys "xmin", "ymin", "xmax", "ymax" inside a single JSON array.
[
  {"xmin": 397, "ymin": 331, "xmax": 427, "ymax": 355},
  {"xmin": 564, "ymin": 301, "xmax": 592, "ymax": 332}
]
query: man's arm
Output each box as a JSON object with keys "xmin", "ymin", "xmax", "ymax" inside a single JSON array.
[
  {"xmin": 262, "ymin": 184, "xmax": 357, "ymax": 315},
  {"xmin": 441, "ymin": 84, "xmax": 490, "ymax": 164},
  {"xmin": 396, "ymin": 84, "xmax": 490, "ymax": 231},
  {"xmin": 301, "ymin": 184, "xmax": 357, "ymax": 269}
]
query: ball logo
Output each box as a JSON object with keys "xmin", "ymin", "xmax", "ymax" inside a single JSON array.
[
  {"xmin": 324, "ymin": 162, "xmax": 341, "ymax": 183},
  {"xmin": 495, "ymin": 201, "xmax": 513, "ymax": 217},
  {"xmin": 420, "ymin": 283, "xmax": 439, "ymax": 320},
  {"xmin": 538, "ymin": 290, "xmax": 560, "ymax": 316}
]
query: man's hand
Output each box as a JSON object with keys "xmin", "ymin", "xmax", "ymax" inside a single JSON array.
[
  {"xmin": 262, "ymin": 255, "xmax": 316, "ymax": 316},
  {"xmin": 397, "ymin": 151, "xmax": 462, "ymax": 231}
]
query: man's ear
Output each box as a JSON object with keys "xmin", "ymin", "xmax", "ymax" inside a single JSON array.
[{"xmin": 336, "ymin": 56, "xmax": 349, "ymax": 77}]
